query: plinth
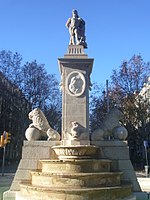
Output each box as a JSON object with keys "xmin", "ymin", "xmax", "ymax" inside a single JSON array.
[{"xmin": 58, "ymin": 45, "xmax": 93, "ymax": 145}]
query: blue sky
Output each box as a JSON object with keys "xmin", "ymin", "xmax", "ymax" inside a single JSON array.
[{"xmin": 0, "ymin": 0, "xmax": 150, "ymax": 86}]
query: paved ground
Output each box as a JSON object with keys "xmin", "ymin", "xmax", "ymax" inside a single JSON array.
[
  {"xmin": 0, "ymin": 162, "xmax": 18, "ymax": 200},
  {"xmin": 0, "ymin": 173, "xmax": 14, "ymax": 187},
  {"xmin": 136, "ymin": 171, "xmax": 149, "ymax": 178},
  {"xmin": 0, "ymin": 173, "xmax": 15, "ymax": 200}
]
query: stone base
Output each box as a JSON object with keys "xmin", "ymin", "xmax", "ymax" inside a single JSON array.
[
  {"xmin": 15, "ymin": 185, "xmax": 133, "ymax": 200},
  {"xmin": 9, "ymin": 141, "xmax": 60, "ymax": 192},
  {"xmin": 3, "ymin": 191, "xmax": 136, "ymax": 200},
  {"xmin": 137, "ymin": 177, "xmax": 150, "ymax": 192},
  {"xmin": 3, "ymin": 190, "xmax": 17, "ymax": 200},
  {"xmin": 4, "ymin": 140, "xmax": 141, "ymax": 200},
  {"xmin": 123, "ymin": 194, "xmax": 136, "ymax": 200},
  {"xmin": 91, "ymin": 141, "xmax": 141, "ymax": 192}
]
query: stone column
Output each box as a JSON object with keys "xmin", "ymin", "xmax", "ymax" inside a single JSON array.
[{"xmin": 58, "ymin": 45, "xmax": 93, "ymax": 145}]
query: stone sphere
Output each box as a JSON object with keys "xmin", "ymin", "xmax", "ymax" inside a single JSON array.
[
  {"xmin": 25, "ymin": 127, "xmax": 41, "ymax": 141},
  {"xmin": 113, "ymin": 126, "xmax": 128, "ymax": 140}
]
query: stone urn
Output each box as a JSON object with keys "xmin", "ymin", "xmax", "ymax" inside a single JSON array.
[{"xmin": 52, "ymin": 145, "xmax": 99, "ymax": 160}]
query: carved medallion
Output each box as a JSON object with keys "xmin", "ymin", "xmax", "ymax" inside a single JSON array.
[{"xmin": 66, "ymin": 71, "xmax": 86, "ymax": 96}]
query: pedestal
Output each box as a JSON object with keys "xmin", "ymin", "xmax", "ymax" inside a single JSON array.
[{"xmin": 58, "ymin": 45, "xmax": 93, "ymax": 145}]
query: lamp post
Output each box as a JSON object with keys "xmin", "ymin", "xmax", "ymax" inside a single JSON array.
[
  {"xmin": 2, "ymin": 145, "xmax": 6, "ymax": 176},
  {"xmin": 106, "ymin": 80, "xmax": 110, "ymax": 113},
  {"xmin": 144, "ymin": 140, "xmax": 149, "ymax": 177}
]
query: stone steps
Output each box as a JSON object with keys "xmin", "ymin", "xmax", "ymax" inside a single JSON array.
[
  {"xmin": 18, "ymin": 182, "xmax": 132, "ymax": 200},
  {"xmin": 40, "ymin": 159, "xmax": 111, "ymax": 173},
  {"xmin": 17, "ymin": 157, "xmax": 133, "ymax": 200},
  {"xmin": 30, "ymin": 171, "xmax": 122, "ymax": 188}
]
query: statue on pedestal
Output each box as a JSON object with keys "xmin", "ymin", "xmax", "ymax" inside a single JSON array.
[{"xmin": 66, "ymin": 9, "xmax": 87, "ymax": 48}]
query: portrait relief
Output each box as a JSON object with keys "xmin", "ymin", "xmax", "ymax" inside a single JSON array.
[{"xmin": 66, "ymin": 71, "xmax": 86, "ymax": 96}]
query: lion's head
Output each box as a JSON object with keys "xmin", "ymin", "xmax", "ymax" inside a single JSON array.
[{"xmin": 28, "ymin": 108, "xmax": 50, "ymax": 135}]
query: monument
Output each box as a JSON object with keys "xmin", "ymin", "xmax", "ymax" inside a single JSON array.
[{"xmin": 4, "ymin": 9, "xmax": 140, "ymax": 200}]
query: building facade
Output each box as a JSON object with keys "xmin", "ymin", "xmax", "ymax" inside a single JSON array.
[{"xmin": 0, "ymin": 72, "xmax": 31, "ymax": 161}]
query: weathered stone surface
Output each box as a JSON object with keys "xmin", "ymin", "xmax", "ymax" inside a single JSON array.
[
  {"xmin": 10, "ymin": 181, "xmax": 26, "ymax": 191},
  {"xmin": 91, "ymin": 108, "xmax": 128, "ymax": 141},
  {"xmin": 137, "ymin": 177, "xmax": 150, "ymax": 192},
  {"xmin": 22, "ymin": 146, "xmax": 50, "ymax": 159},
  {"xmin": 91, "ymin": 141, "xmax": 141, "ymax": 192},
  {"xmin": 62, "ymin": 139, "xmax": 90, "ymax": 146},
  {"xmin": 41, "ymin": 159, "xmax": 111, "ymax": 173},
  {"xmin": 131, "ymin": 180, "xmax": 142, "ymax": 192},
  {"xmin": 91, "ymin": 140, "xmax": 128, "ymax": 147},
  {"xmin": 101, "ymin": 146, "xmax": 129, "ymax": 160},
  {"xmin": 10, "ymin": 169, "xmax": 31, "ymax": 191},
  {"xmin": 17, "ymin": 183, "xmax": 132, "ymax": 200},
  {"xmin": 31, "ymin": 171, "xmax": 122, "ymax": 188},
  {"xmin": 8, "ymin": 191, "xmax": 136, "ymax": 200},
  {"xmin": 3, "ymin": 190, "xmax": 17, "ymax": 200},
  {"xmin": 52, "ymin": 145, "xmax": 99, "ymax": 160},
  {"xmin": 118, "ymin": 160, "xmax": 134, "ymax": 170},
  {"xmin": 23, "ymin": 140, "xmax": 60, "ymax": 146},
  {"xmin": 25, "ymin": 108, "xmax": 60, "ymax": 141},
  {"xmin": 22, "ymin": 141, "xmax": 59, "ymax": 160},
  {"xmin": 9, "ymin": 141, "xmax": 60, "ymax": 192},
  {"xmin": 17, "ymin": 159, "xmax": 38, "ymax": 170},
  {"xmin": 13, "ymin": 170, "xmax": 31, "ymax": 181},
  {"xmin": 58, "ymin": 54, "xmax": 93, "ymax": 145}
]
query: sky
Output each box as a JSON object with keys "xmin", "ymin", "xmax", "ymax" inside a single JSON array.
[{"xmin": 0, "ymin": 0, "xmax": 150, "ymax": 86}]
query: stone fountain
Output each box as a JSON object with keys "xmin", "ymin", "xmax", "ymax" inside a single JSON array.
[{"xmin": 4, "ymin": 9, "xmax": 140, "ymax": 200}]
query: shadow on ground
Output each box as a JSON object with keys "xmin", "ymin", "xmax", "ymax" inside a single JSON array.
[{"xmin": 0, "ymin": 161, "xmax": 18, "ymax": 200}]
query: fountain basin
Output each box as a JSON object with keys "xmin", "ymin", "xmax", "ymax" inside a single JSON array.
[{"xmin": 52, "ymin": 145, "xmax": 99, "ymax": 160}]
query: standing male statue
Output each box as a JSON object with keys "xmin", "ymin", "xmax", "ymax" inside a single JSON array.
[{"xmin": 66, "ymin": 9, "xmax": 87, "ymax": 48}]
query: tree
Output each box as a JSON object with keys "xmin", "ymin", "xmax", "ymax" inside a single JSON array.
[
  {"xmin": 0, "ymin": 51, "xmax": 62, "ymax": 131},
  {"xmin": 111, "ymin": 55, "xmax": 150, "ymax": 128},
  {"xmin": 112, "ymin": 55, "xmax": 149, "ymax": 92},
  {"xmin": 89, "ymin": 55, "xmax": 150, "ymax": 168},
  {"xmin": 21, "ymin": 61, "xmax": 60, "ymax": 108},
  {"xmin": 21, "ymin": 60, "xmax": 62, "ymax": 131},
  {"xmin": 89, "ymin": 82, "xmax": 109, "ymax": 132},
  {"xmin": 0, "ymin": 51, "xmax": 62, "ymax": 161},
  {"xmin": 110, "ymin": 55, "xmax": 150, "ymax": 168},
  {"xmin": 0, "ymin": 50, "xmax": 22, "ymax": 86}
]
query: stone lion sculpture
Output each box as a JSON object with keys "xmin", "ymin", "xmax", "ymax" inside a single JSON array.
[
  {"xmin": 25, "ymin": 108, "xmax": 60, "ymax": 141},
  {"xmin": 91, "ymin": 108, "xmax": 128, "ymax": 141}
]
